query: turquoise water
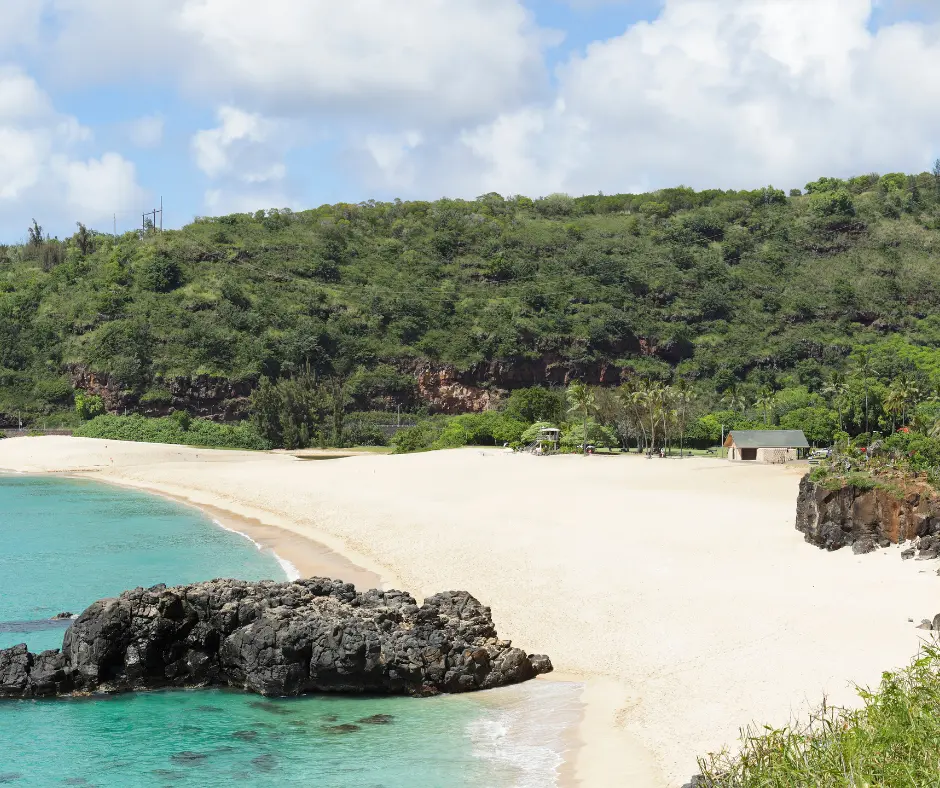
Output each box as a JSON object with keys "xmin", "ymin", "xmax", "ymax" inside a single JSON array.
[
  {"xmin": 0, "ymin": 475, "xmax": 569, "ymax": 787},
  {"xmin": 0, "ymin": 690, "xmax": 508, "ymax": 787},
  {"xmin": 0, "ymin": 476, "xmax": 286, "ymax": 653}
]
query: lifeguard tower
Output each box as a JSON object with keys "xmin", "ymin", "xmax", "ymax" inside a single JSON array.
[{"xmin": 531, "ymin": 427, "xmax": 560, "ymax": 455}]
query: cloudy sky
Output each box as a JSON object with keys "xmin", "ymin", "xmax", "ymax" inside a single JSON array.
[{"xmin": 0, "ymin": 0, "xmax": 938, "ymax": 240}]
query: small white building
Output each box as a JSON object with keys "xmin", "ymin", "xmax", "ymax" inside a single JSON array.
[{"xmin": 724, "ymin": 430, "xmax": 809, "ymax": 464}]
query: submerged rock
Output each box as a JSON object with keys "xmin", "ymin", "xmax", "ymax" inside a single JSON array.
[
  {"xmin": 323, "ymin": 723, "xmax": 360, "ymax": 734},
  {"xmin": 0, "ymin": 577, "xmax": 551, "ymax": 700},
  {"xmin": 170, "ymin": 751, "xmax": 208, "ymax": 764},
  {"xmin": 250, "ymin": 754, "xmax": 277, "ymax": 771},
  {"xmin": 357, "ymin": 713, "xmax": 394, "ymax": 725}
]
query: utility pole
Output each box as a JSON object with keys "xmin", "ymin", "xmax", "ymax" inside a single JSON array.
[
  {"xmin": 143, "ymin": 199, "xmax": 164, "ymax": 234},
  {"xmin": 113, "ymin": 214, "xmax": 116, "ymax": 236}
]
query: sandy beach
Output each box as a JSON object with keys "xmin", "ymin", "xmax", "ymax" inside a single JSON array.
[{"xmin": 1, "ymin": 436, "xmax": 938, "ymax": 786}]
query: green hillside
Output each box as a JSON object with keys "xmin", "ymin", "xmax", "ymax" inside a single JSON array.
[{"xmin": 2, "ymin": 172, "xmax": 940, "ymax": 444}]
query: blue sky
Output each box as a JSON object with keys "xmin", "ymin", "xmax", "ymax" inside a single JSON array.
[{"xmin": 0, "ymin": 0, "xmax": 938, "ymax": 241}]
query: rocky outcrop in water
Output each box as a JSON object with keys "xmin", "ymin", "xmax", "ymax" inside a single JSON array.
[
  {"xmin": 0, "ymin": 578, "xmax": 551, "ymax": 700},
  {"xmin": 795, "ymin": 475, "xmax": 940, "ymax": 555}
]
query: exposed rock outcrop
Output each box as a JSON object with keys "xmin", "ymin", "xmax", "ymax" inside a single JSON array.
[
  {"xmin": 795, "ymin": 475, "xmax": 940, "ymax": 555},
  {"xmin": 0, "ymin": 578, "xmax": 551, "ymax": 700},
  {"xmin": 67, "ymin": 364, "xmax": 253, "ymax": 422}
]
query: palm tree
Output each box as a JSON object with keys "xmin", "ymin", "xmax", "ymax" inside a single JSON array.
[
  {"xmin": 660, "ymin": 385, "xmax": 675, "ymax": 455},
  {"xmin": 855, "ymin": 350, "xmax": 874, "ymax": 434},
  {"xmin": 884, "ymin": 381, "xmax": 906, "ymax": 433},
  {"xmin": 673, "ymin": 381, "xmax": 696, "ymax": 458},
  {"xmin": 754, "ymin": 387, "xmax": 777, "ymax": 427},
  {"xmin": 721, "ymin": 384, "xmax": 747, "ymax": 414},
  {"xmin": 822, "ymin": 374, "xmax": 849, "ymax": 432},
  {"xmin": 640, "ymin": 381, "xmax": 664, "ymax": 454},
  {"xmin": 930, "ymin": 418, "xmax": 940, "ymax": 439},
  {"xmin": 898, "ymin": 374, "xmax": 922, "ymax": 426},
  {"xmin": 617, "ymin": 382, "xmax": 647, "ymax": 452},
  {"xmin": 567, "ymin": 381, "xmax": 596, "ymax": 456}
]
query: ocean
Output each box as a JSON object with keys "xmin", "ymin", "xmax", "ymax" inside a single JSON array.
[{"xmin": 0, "ymin": 475, "xmax": 578, "ymax": 787}]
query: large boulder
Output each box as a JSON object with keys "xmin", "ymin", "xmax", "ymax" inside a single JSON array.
[{"xmin": 0, "ymin": 578, "xmax": 551, "ymax": 699}]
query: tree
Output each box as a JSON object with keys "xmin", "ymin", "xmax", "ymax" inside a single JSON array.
[
  {"xmin": 884, "ymin": 380, "xmax": 907, "ymax": 433},
  {"xmin": 822, "ymin": 374, "xmax": 849, "ymax": 432},
  {"xmin": 75, "ymin": 392, "xmax": 105, "ymax": 421},
  {"xmin": 326, "ymin": 375, "xmax": 352, "ymax": 446},
  {"xmin": 673, "ymin": 381, "xmax": 696, "ymax": 457},
  {"xmin": 721, "ymin": 384, "xmax": 748, "ymax": 414},
  {"xmin": 27, "ymin": 219, "xmax": 43, "ymax": 247},
  {"xmin": 932, "ymin": 158, "xmax": 940, "ymax": 196},
  {"xmin": 140, "ymin": 251, "xmax": 182, "ymax": 292},
  {"xmin": 617, "ymin": 381, "xmax": 648, "ymax": 452},
  {"xmin": 74, "ymin": 223, "xmax": 93, "ymax": 255},
  {"xmin": 566, "ymin": 381, "xmax": 596, "ymax": 456},
  {"xmin": 855, "ymin": 350, "xmax": 874, "ymax": 434},
  {"xmin": 249, "ymin": 370, "xmax": 329, "ymax": 449},
  {"xmin": 639, "ymin": 380, "xmax": 665, "ymax": 453},
  {"xmin": 503, "ymin": 387, "xmax": 565, "ymax": 425},
  {"xmin": 754, "ymin": 388, "xmax": 777, "ymax": 427}
]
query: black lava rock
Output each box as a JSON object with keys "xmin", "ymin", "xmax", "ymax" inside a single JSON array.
[{"xmin": 0, "ymin": 577, "xmax": 552, "ymax": 700}]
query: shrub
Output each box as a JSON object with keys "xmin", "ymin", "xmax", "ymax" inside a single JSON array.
[
  {"xmin": 560, "ymin": 420, "xmax": 618, "ymax": 451},
  {"xmin": 502, "ymin": 387, "xmax": 566, "ymax": 425},
  {"xmin": 75, "ymin": 392, "xmax": 105, "ymax": 421},
  {"xmin": 140, "ymin": 388, "xmax": 173, "ymax": 406},
  {"xmin": 520, "ymin": 421, "xmax": 559, "ymax": 445},
  {"xmin": 391, "ymin": 421, "xmax": 443, "ymax": 454},
  {"xmin": 697, "ymin": 647, "xmax": 940, "ymax": 787},
  {"xmin": 139, "ymin": 252, "xmax": 182, "ymax": 292},
  {"xmin": 342, "ymin": 422, "xmax": 388, "ymax": 447},
  {"xmin": 73, "ymin": 414, "xmax": 269, "ymax": 450}
]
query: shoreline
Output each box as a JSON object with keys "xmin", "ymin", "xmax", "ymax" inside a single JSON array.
[
  {"xmin": 8, "ymin": 437, "xmax": 932, "ymax": 786},
  {"xmin": 0, "ymin": 461, "xmax": 612, "ymax": 786}
]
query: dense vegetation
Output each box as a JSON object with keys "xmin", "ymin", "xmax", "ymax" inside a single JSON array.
[
  {"xmin": 5, "ymin": 171, "xmax": 940, "ymax": 448},
  {"xmin": 73, "ymin": 413, "xmax": 268, "ymax": 451},
  {"xmin": 697, "ymin": 648, "xmax": 940, "ymax": 787}
]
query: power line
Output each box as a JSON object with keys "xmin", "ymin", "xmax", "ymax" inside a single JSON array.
[{"xmin": 142, "ymin": 197, "xmax": 164, "ymax": 235}]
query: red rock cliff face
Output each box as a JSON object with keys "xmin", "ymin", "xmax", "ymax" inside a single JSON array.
[
  {"xmin": 795, "ymin": 475, "xmax": 940, "ymax": 557},
  {"xmin": 409, "ymin": 357, "xmax": 628, "ymax": 414},
  {"xmin": 67, "ymin": 364, "xmax": 252, "ymax": 422},
  {"xmin": 415, "ymin": 366, "xmax": 498, "ymax": 414}
]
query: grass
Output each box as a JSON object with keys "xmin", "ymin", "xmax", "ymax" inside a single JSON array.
[
  {"xmin": 696, "ymin": 646, "xmax": 940, "ymax": 787},
  {"xmin": 812, "ymin": 464, "xmax": 915, "ymax": 499}
]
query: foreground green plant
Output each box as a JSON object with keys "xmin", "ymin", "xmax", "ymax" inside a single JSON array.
[{"xmin": 697, "ymin": 646, "xmax": 940, "ymax": 787}]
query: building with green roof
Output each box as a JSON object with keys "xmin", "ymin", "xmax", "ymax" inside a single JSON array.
[{"xmin": 723, "ymin": 430, "xmax": 809, "ymax": 463}]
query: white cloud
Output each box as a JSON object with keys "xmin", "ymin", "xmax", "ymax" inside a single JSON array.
[
  {"xmin": 12, "ymin": 0, "xmax": 940, "ymax": 219},
  {"xmin": 192, "ymin": 106, "xmax": 287, "ymax": 183},
  {"xmin": 40, "ymin": 0, "xmax": 552, "ymax": 126},
  {"xmin": 180, "ymin": 0, "xmax": 550, "ymax": 121},
  {"xmin": 128, "ymin": 114, "xmax": 164, "ymax": 148},
  {"xmin": 363, "ymin": 131, "xmax": 424, "ymax": 187},
  {"xmin": 391, "ymin": 0, "xmax": 940, "ymax": 199},
  {"xmin": 204, "ymin": 188, "xmax": 295, "ymax": 216},
  {"xmin": 193, "ymin": 106, "xmax": 297, "ymax": 214},
  {"xmin": 0, "ymin": 67, "xmax": 145, "ymax": 235},
  {"xmin": 52, "ymin": 153, "xmax": 145, "ymax": 219}
]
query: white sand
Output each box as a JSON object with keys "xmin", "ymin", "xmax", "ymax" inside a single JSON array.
[{"xmin": 2, "ymin": 436, "xmax": 937, "ymax": 786}]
